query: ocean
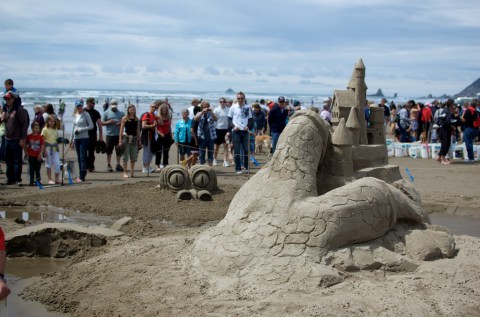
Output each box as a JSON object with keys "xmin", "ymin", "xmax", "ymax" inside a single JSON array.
[{"xmin": 15, "ymin": 87, "xmax": 419, "ymax": 134}]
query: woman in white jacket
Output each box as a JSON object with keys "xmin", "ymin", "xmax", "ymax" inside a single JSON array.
[{"xmin": 70, "ymin": 99, "xmax": 93, "ymax": 182}]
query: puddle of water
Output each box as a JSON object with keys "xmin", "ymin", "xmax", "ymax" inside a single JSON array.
[
  {"xmin": 429, "ymin": 213, "xmax": 480, "ymax": 238},
  {"xmin": 0, "ymin": 205, "xmax": 114, "ymax": 228},
  {"xmin": 6, "ymin": 258, "xmax": 71, "ymax": 317}
]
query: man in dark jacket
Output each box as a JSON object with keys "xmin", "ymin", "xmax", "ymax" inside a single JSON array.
[
  {"xmin": 267, "ymin": 96, "xmax": 288, "ymax": 153},
  {"xmin": 2, "ymin": 91, "xmax": 29, "ymax": 186}
]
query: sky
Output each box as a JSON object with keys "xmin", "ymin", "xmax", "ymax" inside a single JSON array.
[{"xmin": 1, "ymin": 0, "xmax": 479, "ymax": 97}]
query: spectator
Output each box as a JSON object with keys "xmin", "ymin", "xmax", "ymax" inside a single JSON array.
[
  {"xmin": 1, "ymin": 90, "xmax": 28, "ymax": 186},
  {"xmin": 42, "ymin": 115, "xmax": 62, "ymax": 184},
  {"xmin": 155, "ymin": 104, "xmax": 173, "ymax": 170},
  {"xmin": 140, "ymin": 103, "xmax": 157, "ymax": 173},
  {"xmin": 437, "ymin": 99, "xmax": 455, "ymax": 165},
  {"xmin": 195, "ymin": 102, "xmax": 217, "ymax": 166},
  {"xmin": 25, "ymin": 122, "xmax": 45, "ymax": 186},
  {"xmin": 174, "ymin": 109, "xmax": 192, "ymax": 168},
  {"xmin": 101, "ymin": 100, "xmax": 125, "ymax": 172},
  {"xmin": 228, "ymin": 91, "xmax": 252, "ymax": 174},
  {"xmin": 213, "ymin": 97, "xmax": 230, "ymax": 167},
  {"xmin": 84, "ymin": 97, "xmax": 103, "ymax": 172},
  {"xmin": 461, "ymin": 100, "xmax": 478, "ymax": 163},
  {"xmin": 267, "ymin": 96, "xmax": 288, "ymax": 154},
  {"xmin": 119, "ymin": 105, "xmax": 141, "ymax": 178},
  {"xmin": 70, "ymin": 99, "xmax": 93, "ymax": 182}
]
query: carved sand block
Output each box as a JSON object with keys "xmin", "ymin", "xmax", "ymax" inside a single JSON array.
[
  {"xmin": 189, "ymin": 165, "xmax": 217, "ymax": 192},
  {"xmin": 189, "ymin": 111, "xmax": 455, "ymax": 289},
  {"xmin": 159, "ymin": 165, "xmax": 191, "ymax": 192}
]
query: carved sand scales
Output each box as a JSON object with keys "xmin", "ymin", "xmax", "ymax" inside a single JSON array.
[{"xmin": 187, "ymin": 60, "xmax": 455, "ymax": 290}]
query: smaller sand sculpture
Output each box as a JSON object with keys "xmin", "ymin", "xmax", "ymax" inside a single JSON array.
[{"xmin": 159, "ymin": 165, "xmax": 217, "ymax": 201}]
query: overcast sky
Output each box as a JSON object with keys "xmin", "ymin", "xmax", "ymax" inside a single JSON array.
[{"xmin": 1, "ymin": 0, "xmax": 479, "ymax": 97}]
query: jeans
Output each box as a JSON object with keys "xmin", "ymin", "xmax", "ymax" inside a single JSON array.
[
  {"xmin": 5, "ymin": 139, "xmax": 23, "ymax": 183},
  {"xmin": 142, "ymin": 139, "xmax": 154, "ymax": 166},
  {"xmin": 199, "ymin": 138, "xmax": 214, "ymax": 164},
  {"xmin": 232, "ymin": 130, "xmax": 249, "ymax": 171},
  {"xmin": 271, "ymin": 132, "xmax": 281, "ymax": 154},
  {"xmin": 463, "ymin": 127, "xmax": 478, "ymax": 160},
  {"xmin": 75, "ymin": 138, "xmax": 89, "ymax": 181},
  {"xmin": 87, "ymin": 132, "xmax": 98, "ymax": 170}
]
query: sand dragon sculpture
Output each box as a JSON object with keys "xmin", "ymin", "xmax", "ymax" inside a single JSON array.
[{"xmin": 188, "ymin": 60, "xmax": 455, "ymax": 289}]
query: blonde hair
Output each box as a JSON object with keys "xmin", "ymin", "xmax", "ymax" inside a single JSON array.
[{"xmin": 47, "ymin": 114, "xmax": 61, "ymax": 129}]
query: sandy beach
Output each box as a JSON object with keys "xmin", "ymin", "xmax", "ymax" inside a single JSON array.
[{"xmin": 2, "ymin": 146, "xmax": 480, "ymax": 316}]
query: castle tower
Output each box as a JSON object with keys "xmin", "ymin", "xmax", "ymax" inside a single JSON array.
[
  {"xmin": 346, "ymin": 106, "xmax": 361, "ymax": 146},
  {"xmin": 330, "ymin": 118, "xmax": 353, "ymax": 181},
  {"xmin": 354, "ymin": 59, "xmax": 368, "ymax": 145}
]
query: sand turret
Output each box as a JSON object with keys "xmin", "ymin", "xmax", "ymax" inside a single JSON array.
[
  {"xmin": 354, "ymin": 59, "xmax": 368, "ymax": 144},
  {"xmin": 330, "ymin": 118, "xmax": 353, "ymax": 180},
  {"xmin": 346, "ymin": 107, "xmax": 361, "ymax": 146}
]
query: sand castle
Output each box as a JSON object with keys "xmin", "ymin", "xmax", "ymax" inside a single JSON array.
[{"xmin": 188, "ymin": 60, "xmax": 456, "ymax": 289}]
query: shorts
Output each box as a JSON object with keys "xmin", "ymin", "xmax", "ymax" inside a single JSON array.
[
  {"xmin": 106, "ymin": 135, "xmax": 122, "ymax": 156},
  {"xmin": 190, "ymin": 138, "xmax": 199, "ymax": 154},
  {"xmin": 178, "ymin": 142, "xmax": 191, "ymax": 156},
  {"xmin": 215, "ymin": 129, "xmax": 228, "ymax": 145}
]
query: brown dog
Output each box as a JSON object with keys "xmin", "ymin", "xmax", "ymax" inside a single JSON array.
[{"xmin": 255, "ymin": 135, "xmax": 272, "ymax": 155}]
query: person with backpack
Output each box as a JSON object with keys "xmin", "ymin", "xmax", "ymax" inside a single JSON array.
[
  {"xmin": 437, "ymin": 99, "xmax": 455, "ymax": 165},
  {"xmin": 461, "ymin": 100, "xmax": 479, "ymax": 163}
]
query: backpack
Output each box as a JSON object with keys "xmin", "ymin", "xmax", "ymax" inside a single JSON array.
[{"xmin": 471, "ymin": 108, "xmax": 480, "ymax": 129}]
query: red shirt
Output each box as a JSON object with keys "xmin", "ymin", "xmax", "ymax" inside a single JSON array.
[
  {"xmin": 156, "ymin": 118, "xmax": 171, "ymax": 135},
  {"xmin": 26, "ymin": 133, "xmax": 44, "ymax": 157},
  {"xmin": 0, "ymin": 227, "xmax": 5, "ymax": 251}
]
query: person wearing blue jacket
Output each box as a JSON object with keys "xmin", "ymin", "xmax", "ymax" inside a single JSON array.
[{"xmin": 174, "ymin": 109, "xmax": 192, "ymax": 166}]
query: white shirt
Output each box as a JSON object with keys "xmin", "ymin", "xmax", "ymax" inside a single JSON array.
[
  {"xmin": 228, "ymin": 103, "xmax": 252, "ymax": 130},
  {"xmin": 214, "ymin": 106, "xmax": 230, "ymax": 130}
]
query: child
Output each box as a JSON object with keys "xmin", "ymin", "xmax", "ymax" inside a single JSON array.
[
  {"xmin": 25, "ymin": 122, "xmax": 45, "ymax": 186},
  {"xmin": 41, "ymin": 114, "xmax": 62, "ymax": 184}
]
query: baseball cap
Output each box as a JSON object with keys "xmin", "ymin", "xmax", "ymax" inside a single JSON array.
[
  {"xmin": 86, "ymin": 97, "xmax": 95, "ymax": 104},
  {"xmin": 75, "ymin": 99, "xmax": 84, "ymax": 107},
  {"xmin": 110, "ymin": 99, "xmax": 118, "ymax": 107},
  {"xmin": 293, "ymin": 100, "xmax": 300, "ymax": 107},
  {"xmin": 278, "ymin": 96, "xmax": 286, "ymax": 102}
]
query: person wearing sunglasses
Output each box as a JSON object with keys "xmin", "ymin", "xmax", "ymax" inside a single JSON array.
[{"xmin": 228, "ymin": 92, "xmax": 253, "ymax": 174}]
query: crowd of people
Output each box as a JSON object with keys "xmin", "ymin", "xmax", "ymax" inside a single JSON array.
[
  {"xmin": 1, "ymin": 77, "xmax": 478, "ymax": 186},
  {"xmin": 385, "ymin": 98, "xmax": 480, "ymax": 164}
]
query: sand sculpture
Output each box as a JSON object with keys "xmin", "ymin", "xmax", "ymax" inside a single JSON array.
[
  {"xmin": 189, "ymin": 60, "xmax": 455, "ymax": 289},
  {"xmin": 159, "ymin": 165, "xmax": 218, "ymax": 201}
]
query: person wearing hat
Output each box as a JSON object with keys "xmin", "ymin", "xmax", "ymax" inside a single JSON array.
[
  {"xmin": 267, "ymin": 96, "xmax": 288, "ymax": 154},
  {"xmin": 84, "ymin": 97, "xmax": 103, "ymax": 172},
  {"xmin": 70, "ymin": 99, "xmax": 93, "ymax": 182},
  {"xmin": 1, "ymin": 90, "xmax": 29, "ymax": 186},
  {"xmin": 101, "ymin": 99, "xmax": 125, "ymax": 172}
]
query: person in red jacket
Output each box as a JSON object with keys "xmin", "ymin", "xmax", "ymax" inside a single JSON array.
[{"xmin": 0, "ymin": 226, "xmax": 10, "ymax": 300}]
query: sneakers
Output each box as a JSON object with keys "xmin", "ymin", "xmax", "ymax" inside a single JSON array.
[
  {"xmin": 235, "ymin": 170, "xmax": 242, "ymax": 175},
  {"xmin": 464, "ymin": 159, "xmax": 475, "ymax": 163},
  {"xmin": 142, "ymin": 167, "xmax": 155, "ymax": 173},
  {"xmin": 107, "ymin": 164, "xmax": 114, "ymax": 172},
  {"xmin": 243, "ymin": 170, "xmax": 249, "ymax": 174},
  {"xmin": 115, "ymin": 164, "xmax": 124, "ymax": 172},
  {"xmin": 75, "ymin": 178, "xmax": 84, "ymax": 183},
  {"xmin": 223, "ymin": 161, "xmax": 230, "ymax": 167},
  {"xmin": 16, "ymin": 181, "xmax": 22, "ymax": 187},
  {"xmin": 213, "ymin": 159, "xmax": 218, "ymax": 166}
]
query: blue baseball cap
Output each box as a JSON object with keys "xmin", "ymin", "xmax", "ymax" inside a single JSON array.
[{"xmin": 75, "ymin": 99, "xmax": 84, "ymax": 107}]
